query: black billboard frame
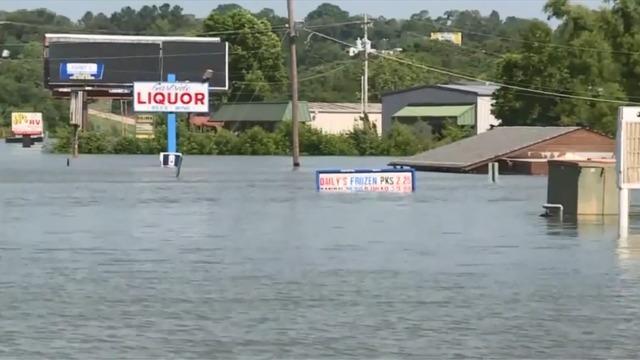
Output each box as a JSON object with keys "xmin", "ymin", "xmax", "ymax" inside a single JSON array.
[{"xmin": 44, "ymin": 33, "xmax": 229, "ymax": 98}]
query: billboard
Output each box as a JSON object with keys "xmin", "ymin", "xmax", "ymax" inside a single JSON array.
[
  {"xmin": 616, "ymin": 106, "xmax": 640, "ymax": 188},
  {"xmin": 316, "ymin": 168, "xmax": 416, "ymax": 193},
  {"xmin": 11, "ymin": 112, "xmax": 43, "ymax": 136},
  {"xmin": 133, "ymin": 82, "xmax": 209, "ymax": 113},
  {"xmin": 135, "ymin": 114, "xmax": 155, "ymax": 139},
  {"xmin": 430, "ymin": 32, "xmax": 462, "ymax": 46},
  {"xmin": 44, "ymin": 34, "xmax": 228, "ymax": 93}
]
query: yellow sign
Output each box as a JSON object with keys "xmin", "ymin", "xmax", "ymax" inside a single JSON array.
[
  {"xmin": 135, "ymin": 115, "xmax": 155, "ymax": 139},
  {"xmin": 430, "ymin": 32, "xmax": 462, "ymax": 46}
]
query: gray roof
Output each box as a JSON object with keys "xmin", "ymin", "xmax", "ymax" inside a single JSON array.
[
  {"xmin": 308, "ymin": 102, "xmax": 381, "ymax": 113},
  {"xmin": 436, "ymin": 84, "xmax": 498, "ymax": 96},
  {"xmin": 382, "ymin": 83, "xmax": 498, "ymax": 97},
  {"xmin": 389, "ymin": 126, "xmax": 582, "ymax": 170}
]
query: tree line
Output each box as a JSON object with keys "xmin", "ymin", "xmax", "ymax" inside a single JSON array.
[
  {"xmin": 51, "ymin": 119, "xmax": 469, "ymax": 156},
  {"xmin": 0, "ymin": 2, "xmax": 534, "ymax": 135},
  {"xmin": 2, "ymin": 1, "xmax": 632, "ymax": 148}
]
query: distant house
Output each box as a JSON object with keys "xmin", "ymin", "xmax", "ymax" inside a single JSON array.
[
  {"xmin": 388, "ymin": 126, "xmax": 615, "ymax": 175},
  {"xmin": 381, "ymin": 83, "xmax": 500, "ymax": 135},
  {"xmin": 308, "ymin": 103, "xmax": 382, "ymax": 136},
  {"xmin": 211, "ymin": 101, "xmax": 311, "ymax": 132}
]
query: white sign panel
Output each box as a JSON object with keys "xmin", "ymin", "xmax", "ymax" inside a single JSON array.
[
  {"xmin": 134, "ymin": 82, "xmax": 209, "ymax": 113},
  {"xmin": 11, "ymin": 112, "xmax": 43, "ymax": 136},
  {"xmin": 617, "ymin": 107, "xmax": 640, "ymax": 188},
  {"xmin": 316, "ymin": 169, "xmax": 415, "ymax": 193}
]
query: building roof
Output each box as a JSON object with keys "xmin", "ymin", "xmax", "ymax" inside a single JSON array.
[
  {"xmin": 436, "ymin": 84, "xmax": 498, "ymax": 96},
  {"xmin": 212, "ymin": 102, "xmax": 311, "ymax": 122},
  {"xmin": 308, "ymin": 102, "xmax": 381, "ymax": 113},
  {"xmin": 388, "ymin": 126, "xmax": 584, "ymax": 170},
  {"xmin": 382, "ymin": 83, "xmax": 498, "ymax": 97}
]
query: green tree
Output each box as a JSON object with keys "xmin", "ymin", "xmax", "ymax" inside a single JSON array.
[
  {"xmin": 202, "ymin": 9, "xmax": 286, "ymax": 101},
  {"xmin": 493, "ymin": 21, "xmax": 568, "ymax": 127}
]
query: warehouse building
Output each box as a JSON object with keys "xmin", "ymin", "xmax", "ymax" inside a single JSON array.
[{"xmin": 381, "ymin": 83, "xmax": 500, "ymax": 135}]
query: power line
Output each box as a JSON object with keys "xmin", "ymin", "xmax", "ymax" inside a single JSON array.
[
  {"xmin": 234, "ymin": 62, "xmax": 354, "ymax": 85},
  {"xmin": 443, "ymin": 25, "xmax": 640, "ymax": 56},
  {"xmin": 377, "ymin": 53, "xmax": 639, "ymax": 105},
  {"xmin": 304, "ymin": 27, "xmax": 640, "ymax": 105}
]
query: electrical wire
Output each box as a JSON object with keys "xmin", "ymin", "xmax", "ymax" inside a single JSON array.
[
  {"xmin": 304, "ymin": 27, "xmax": 640, "ymax": 105},
  {"xmin": 442, "ymin": 25, "xmax": 640, "ymax": 56}
]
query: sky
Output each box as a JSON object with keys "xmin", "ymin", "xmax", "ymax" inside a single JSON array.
[{"xmin": 0, "ymin": 0, "xmax": 604, "ymax": 21}]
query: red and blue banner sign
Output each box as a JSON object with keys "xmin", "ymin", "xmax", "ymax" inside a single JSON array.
[{"xmin": 316, "ymin": 168, "xmax": 416, "ymax": 193}]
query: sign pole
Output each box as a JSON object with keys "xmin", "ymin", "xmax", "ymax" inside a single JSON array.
[
  {"xmin": 167, "ymin": 73, "xmax": 177, "ymax": 153},
  {"xmin": 620, "ymin": 188, "xmax": 629, "ymax": 238}
]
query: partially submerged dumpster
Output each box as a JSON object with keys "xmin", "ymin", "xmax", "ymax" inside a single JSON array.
[{"xmin": 545, "ymin": 160, "xmax": 618, "ymax": 216}]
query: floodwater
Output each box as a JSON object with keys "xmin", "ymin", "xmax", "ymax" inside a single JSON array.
[{"xmin": 1, "ymin": 142, "xmax": 640, "ymax": 359}]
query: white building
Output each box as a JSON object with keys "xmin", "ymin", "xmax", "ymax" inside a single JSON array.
[{"xmin": 308, "ymin": 103, "xmax": 382, "ymax": 136}]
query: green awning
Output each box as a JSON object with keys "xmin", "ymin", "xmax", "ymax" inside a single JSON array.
[{"xmin": 392, "ymin": 105, "xmax": 475, "ymax": 125}]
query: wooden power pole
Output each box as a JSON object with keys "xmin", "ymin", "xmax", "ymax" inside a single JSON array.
[
  {"xmin": 287, "ymin": 0, "xmax": 301, "ymax": 168},
  {"xmin": 363, "ymin": 13, "xmax": 369, "ymax": 119}
]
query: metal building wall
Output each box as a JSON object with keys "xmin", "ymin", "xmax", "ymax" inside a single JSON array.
[
  {"xmin": 381, "ymin": 87, "xmax": 477, "ymax": 134},
  {"xmin": 475, "ymin": 96, "xmax": 501, "ymax": 134}
]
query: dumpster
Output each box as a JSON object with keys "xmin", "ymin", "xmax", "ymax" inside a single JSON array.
[{"xmin": 546, "ymin": 160, "xmax": 618, "ymax": 216}]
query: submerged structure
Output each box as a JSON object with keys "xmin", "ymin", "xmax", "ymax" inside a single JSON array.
[{"xmin": 388, "ymin": 126, "xmax": 615, "ymax": 175}]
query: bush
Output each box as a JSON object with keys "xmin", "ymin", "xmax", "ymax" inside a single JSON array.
[
  {"xmin": 50, "ymin": 120, "xmax": 444, "ymax": 156},
  {"xmin": 112, "ymin": 136, "xmax": 139, "ymax": 154},
  {"xmin": 348, "ymin": 127, "xmax": 384, "ymax": 155},
  {"xmin": 382, "ymin": 123, "xmax": 425, "ymax": 156},
  {"xmin": 181, "ymin": 132, "xmax": 218, "ymax": 155},
  {"xmin": 235, "ymin": 126, "xmax": 281, "ymax": 155},
  {"xmin": 79, "ymin": 131, "xmax": 111, "ymax": 154},
  {"xmin": 213, "ymin": 128, "xmax": 239, "ymax": 155}
]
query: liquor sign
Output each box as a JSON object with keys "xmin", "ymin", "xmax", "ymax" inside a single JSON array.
[
  {"xmin": 11, "ymin": 112, "xmax": 43, "ymax": 136},
  {"xmin": 133, "ymin": 82, "xmax": 209, "ymax": 113},
  {"xmin": 316, "ymin": 168, "xmax": 416, "ymax": 193},
  {"xmin": 617, "ymin": 106, "xmax": 640, "ymax": 189}
]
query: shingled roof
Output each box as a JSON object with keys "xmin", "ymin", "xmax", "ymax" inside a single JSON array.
[{"xmin": 388, "ymin": 126, "xmax": 583, "ymax": 171}]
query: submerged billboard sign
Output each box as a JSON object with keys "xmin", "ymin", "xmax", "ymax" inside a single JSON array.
[
  {"xmin": 316, "ymin": 168, "xmax": 416, "ymax": 193},
  {"xmin": 133, "ymin": 82, "xmax": 209, "ymax": 113},
  {"xmin": 11, "ymin": 112, "xmax": 43, "ymax": 136}
]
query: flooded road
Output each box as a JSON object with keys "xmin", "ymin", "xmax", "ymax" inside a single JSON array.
[{"xmin": 1, "ymin": 144, "xmax": 640, "ymax": 359}]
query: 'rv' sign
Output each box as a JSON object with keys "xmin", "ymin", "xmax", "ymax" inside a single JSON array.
[
  {"xmin": 11, "ymin": 112, "xmax": 43, "ymax": 136},
  {"xmin": 133, "ymin": 82, "xmax": 209, "ymax": 113}
]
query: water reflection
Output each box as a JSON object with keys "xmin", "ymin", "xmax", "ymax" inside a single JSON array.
[
  {"xmin": 544, "ymin": 215, "xmax": 618, "ymax": 239},
  {"xmin": 618, "ymin": 235, "xmax": 640, "ymax": 261}
]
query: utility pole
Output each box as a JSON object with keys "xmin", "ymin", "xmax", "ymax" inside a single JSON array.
[
  {"xmin": 363, "ymin": 13, "xmax": 369, "ymax": 119},
  {"xmin": 287, "ymin": 0, "xmax": 301, "ymax": 168}
]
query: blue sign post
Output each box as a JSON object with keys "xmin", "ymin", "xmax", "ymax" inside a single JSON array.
[
  {"xmin": 158, "ymin": 73, "xmax": 182, "ymax": 172},
  {"xmin": 167, "ymin": 73, "xmax": 177, "ymax": 153}
]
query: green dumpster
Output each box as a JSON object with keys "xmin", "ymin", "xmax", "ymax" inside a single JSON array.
[{"xmin": 546, "ymin": 160, "xmax": 618, "ymax": 216}]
